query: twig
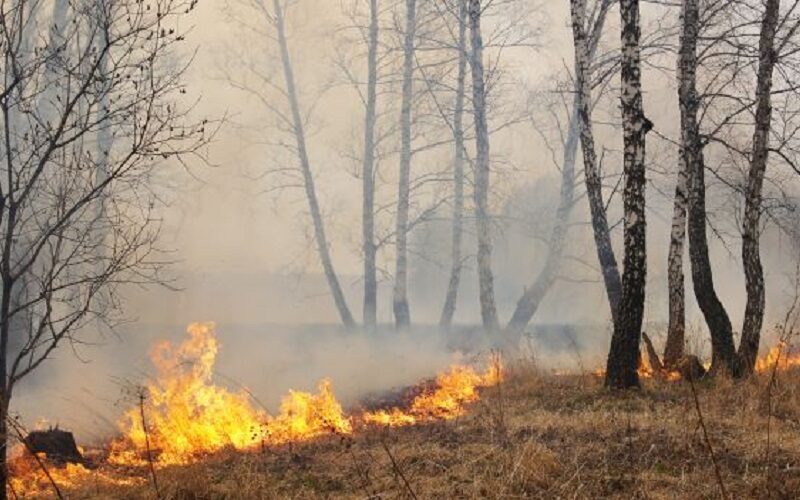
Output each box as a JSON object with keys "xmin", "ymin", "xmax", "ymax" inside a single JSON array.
[
  {"xmin": 687, "ymin": 373, "xmax": 728, "ymax": 500},
  {"xmin": 138, "ymin": 391, "xmax": 161, "ymax": 499},
  {"xmin": 379, "ymin": 438, "xmax": 418, "ymax": 500},
  {"xmin": 6, "ymin": 418, "xmax": 64, "ymax": 500},
  {"xmin": 764, "ymin": 341, "xmax": 783, "ymax": 480}
]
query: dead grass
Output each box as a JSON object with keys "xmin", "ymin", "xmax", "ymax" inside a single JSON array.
[{"xmin": 28, "ymin": 364, "xmax": 800, "ymax": 499}]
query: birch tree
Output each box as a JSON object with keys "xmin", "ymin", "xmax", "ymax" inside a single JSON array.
[
  {"xmin": 393, "ymin": 0, "xmax": 417, "ymax": 328},
  {"xmin": 439, "ymin": 0, "xmax": 468, "ymax": 329},
  {"xmin": 469, "ymin": 0, "xmax": 500, "ymax": 333},
  {"xmin": 572, "ymin": 0, "xmax": 623, "ymax": 326},
  {"xmin": 503, "ymin": 0, "xmax": 614, "ymax": 345},
  {"xmin": 362, "ymin": 0, "xmax": 380, "ymax": 331},
  {"xmin": 605, "ymin": 0, "xmax": 651, "ymax": 389},
  {"xmin": 739, "ymin": 0, "xmax": 782, "ymax": 373}
]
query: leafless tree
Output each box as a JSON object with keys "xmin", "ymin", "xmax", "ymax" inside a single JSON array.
[
  {"xmin": 468, "ymin": 0, "xmax": 500, "ymax": 333},
  {"xmin": 605, "ymin": 0, "xmax": 651, "ymax": 389},
  {"xmin": 0, "ymin": 0, "xmax": 207, "ymax": 494}
]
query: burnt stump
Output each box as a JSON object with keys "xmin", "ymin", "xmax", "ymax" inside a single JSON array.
[{"xmin": 24, "ymin": 428, "xmax": 84, "ymax": 465}]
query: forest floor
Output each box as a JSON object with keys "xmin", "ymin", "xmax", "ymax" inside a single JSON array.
[{"xmin": 40, "ymin": 364, "xmax": 800, "ymax": 499}]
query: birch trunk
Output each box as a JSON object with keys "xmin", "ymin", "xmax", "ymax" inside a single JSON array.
[
  {"xmin": 573, "ymin": 0, "xmax": 622, "ymax": 325},
  {"xmin": 664, "ymin": 1, "xmax": 694, "ymax": 368},
  {"xmin": 274, "ymin": 0, "xmax": 355, "ymax": 328},
  {"xmin": 664, "ymin": 153, "xmax": 688, "ymax": 367},
  {"xmin": 739, "ymin": 0, "xmax": 780, "ymax": 374},
  {"xmin": 363, "ymin": 0, "xmax": 379, "ymax": 331},
  {"xmin": 393, "ymin": 0, "xmax": 416, "ymax": 329},
  {"xmin": 504, "ymin": 0, "xmax": 613, "ymax": 345},
  {"xmin": 605, "ymin": 0, "xmax": 649, "ymax": 389},
  {"xmin": 439, "ymin": 0, "xmax": 468, "ymax": 329},
  {"xmin": 469, "ymin": 0, "xmax": 500, "ymax": 333},
  {"xmin": 680, "ymin": 0, "xmax": 737, "ymax": 375}
]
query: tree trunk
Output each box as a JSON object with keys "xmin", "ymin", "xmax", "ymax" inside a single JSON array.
[
  {"xmin": 664, "ymin": 152, "xmax": 688, "ymax": 368},
  {"xmin": 605, "ymin": 0, "xmax": 649, "ymax": 390},
  {"xmin": 274, "ymin": 0, "xmax": 355, "ymax": 329},
  {"xmin": 664, "ymin": 7, "xmax": 693, "ymax": 367},
  {"xmin": 393, "ymin": 0, "xmax": 416, "ymax": 329},
  {"xmin": 469, "ymin": 0, "xmax": 500, "ymax": 333},
  {"xmin": 680, "ymin": 0, "xmax": 737, "ymax": 375},
  {"xmin": 739, "ymin": 0, "xmax": 780, "ymax": 374},
  {"xmin": 363, "ymin": 0, "xmax": 379, "ymax": 331},
  {"xmin": 440, "ymin": 0, "xmax": 468, "ymax": 330},
  {"xmin": 572, "ymin": 0, "xmax": 622, "ymax": 325},
  {"xmin": 504, "ymin": 0, "xmax": 613, "ymax": 347}
]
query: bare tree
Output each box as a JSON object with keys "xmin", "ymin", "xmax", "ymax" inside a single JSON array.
[
  {"xmin": 605, "ymin": 0, "xmax": 651, "ymax": 389},
  {"xmin": 739, "ymin": 0, "xmax": 782, "ymax": 373},
  {"xmin": 0, "ymin": 0, "xmax": 207, "ymax": 494},
  {"xmin": 572, "ymin": 0, "xmax": 623, "ymax": 326},
  {"xmin": 469, "ymin": 0, "xmax": 500, "ymax": 333},
  {"xmin": 503, "ymin": 0, "xmax": 614, "ymax": 346},
  {"xmin": 393, "ymin": 0, "xmax": 417, "ymax": 328},
  {"xmin": 439, "ymin": 0, "xmax": 468, "ymax": 329},
  {"xmin": 362, "ymin": 0, "xmax": 380, "ymax": 331}
]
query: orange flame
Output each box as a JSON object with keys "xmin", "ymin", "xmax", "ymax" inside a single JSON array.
[
  {"xmin": 363, "ymin": 356, "xmax": 502, "ymax": 426},
  {"xmin": 9, "ymin": 323, "xmax": 503, "ymax": 495},
  {"xmin": 109, "ymin": 323, "xmax": 352, "ymax": 466}
]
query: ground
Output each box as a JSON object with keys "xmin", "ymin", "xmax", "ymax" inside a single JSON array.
[{"xmin": 22, "ymin": 364, "xmax": 800, "ymax": 499}]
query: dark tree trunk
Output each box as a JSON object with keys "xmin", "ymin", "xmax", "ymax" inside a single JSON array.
[
  {"xmin": 572, "ymin": 0, "xmax": 622, "ymax": 326},
  {"xmin": 363, "ymin": 0, "xmax": 379, "ymax": 331},
  {"xmin": 679, "ymin": 0, "xmax": 737, "ymax": 375},
  {"xmin": 739, "ymin": 0, "xmax": 780, "ymax": 374},
  {"xmin": 393, "ymin": 0, "xmax": 416, "ymax": 329},
  {"xmin": 605, "ymin": 0, "xmax": 649, "ymax": 390},
  {"xmin": 469, "ymin": 0, "xmax": 500, "ymax": 333},
  {"xmin": 440, "ymin": 0, "xmax": 468, "ymax": 329},
  {"xmin": 274, "ymin": 0, "xmax": 356, "ymax": 329}
]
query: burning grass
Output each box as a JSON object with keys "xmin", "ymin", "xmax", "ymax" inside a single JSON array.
[{"xmin": 10, "ymin": 324, "xmax": 800, "ymax": 499}]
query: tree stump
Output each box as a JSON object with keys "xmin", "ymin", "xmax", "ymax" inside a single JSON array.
[{"xmin": 24, "ymin": 428, "xmax": 84, "ymax": 465}]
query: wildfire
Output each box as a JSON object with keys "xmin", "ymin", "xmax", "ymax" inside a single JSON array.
[
  {"xmin": 9, "ymin": 322, "xmax": 502, "ymax": 496},
  {"xmin": 363, "ymin": 356, "xmax": 502, "ymax": 426},
  {"xmin": 755, "ymin": 342, "xmax": 800, "ymax": 373},
  {"xmin": 109, "ymin": 323, "xmax": 354, "ymax": 466}
]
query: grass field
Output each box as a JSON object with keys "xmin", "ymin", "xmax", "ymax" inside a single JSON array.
[{"xmin": 36, "ymin": 362, "xmax": 799, "ymax": 500}]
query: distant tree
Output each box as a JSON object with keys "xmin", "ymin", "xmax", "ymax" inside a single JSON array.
[{"xmin": 0, "ymin": 0, "xmax": 206, "ymax": 495}]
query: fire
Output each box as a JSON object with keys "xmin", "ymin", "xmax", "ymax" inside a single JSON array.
[
  {"xmin": 9, "ymin": 323, "xmax": 503, "ymax": 496},
  {"xmin": 363, "ymin": 357, "xmax": 502, "ymax": 426},
  {"xmin": 755, "ymin": 342, "xmax": 800, "ymax": 373},
  {"xmin": 109, "ymin": 323, "xmax": 268, "ymax": 465},
  {"xmin": 110, "ymin": 323, "xmax": 352, "ymax": 466}
]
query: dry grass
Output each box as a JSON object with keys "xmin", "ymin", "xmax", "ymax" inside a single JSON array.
[{"xmin": 30, "ymin": 364, "xmax": 800, "ymax": 499}]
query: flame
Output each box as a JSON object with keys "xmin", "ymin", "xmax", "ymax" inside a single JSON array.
[
  {"xmin": 109, "ymin": 323, "xmax": 268, "ymax": 465},
  {"xmin": 755, "ymin": 342, "xmax": 800, "ymax": 373},
  {"xmin": 363, "ymin": 357, "xmax": 502, "ymax": 426},
  {"xmin": 9, "ymin": 323, "xmax": 503, "ymax": 495},
  {"xmin": 109, "ymin": 323, "xmax": 352, "ymax": 466}
]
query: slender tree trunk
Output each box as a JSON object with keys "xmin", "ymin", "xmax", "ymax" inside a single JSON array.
[
  {"xmin": 664, "ymin": 154, "xmax": 688, "ymax": 367},
  {"xmin": 440, "ymin": 0, "xmax": 468, "ymax": 329},
  {"xmin": 274, "ymin": 0, "xmax": 355, "ymax": 329},
  {"xmin": 680, "ymin": 0, "xmax": 737, "ymax": 375},
  {"xmin": 469, "ymin": 0, "xmax": 500, "ymax": 333},
  {"xmin": 739, "ymin": 0, "xmax": 780, "ymax": 374},
  {"xmin": 605, "ymin": 0, "xmax": 649, "ymax": 390},
  {"xmin": 664, "ymin": 2, "xmax": 693, "ymax": 367},
  {"xmin": 572, "ymin": 0, "xmax": 622, "ymax": 325},
  {"xmin": 504, "ymin": 0, "xmax": 615, "ymax": 347},
  {"xmin": 393, "ymin": 0, "xmax": 416, "ymax": 329},
  {"xmin": 363, "ymin": 0, "xmax": 379, "ymax": 331}
]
